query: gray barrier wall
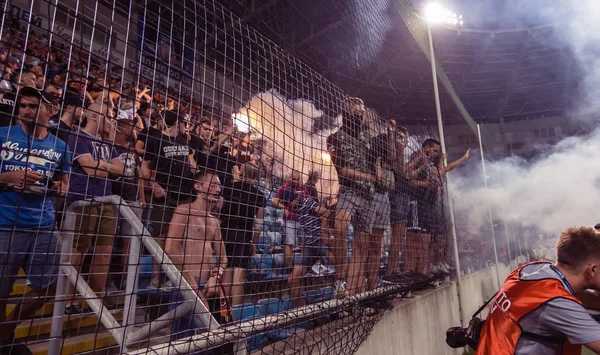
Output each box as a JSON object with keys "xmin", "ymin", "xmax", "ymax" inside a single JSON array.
[{"xmin": 357, "ymin": 258, "xmax": 527, "ymax": 355}]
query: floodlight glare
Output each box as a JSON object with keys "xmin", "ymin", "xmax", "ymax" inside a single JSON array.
[
  {"xmin": 232, "ymin": 112, "xmax": 250, "ymax": 133},
  {"xmin": 424, "ymin": 2, "xmax": 464, "ymax": 26},
  {"xmin": 424, "ymin": 2, "xmax": 450, "ymax": 24}
]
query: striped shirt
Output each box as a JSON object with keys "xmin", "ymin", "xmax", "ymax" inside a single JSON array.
[{"xmin": 297, "ymin": 198, "xmax": 322, "ymax": 245}]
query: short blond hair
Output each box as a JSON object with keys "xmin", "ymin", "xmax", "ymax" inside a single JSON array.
[{"xmin": 556, "ymin": 227, "xmax": 600, "ymax": 269}]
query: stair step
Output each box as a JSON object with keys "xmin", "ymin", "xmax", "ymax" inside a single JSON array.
[
  {"xmin": 27, "ymin": 331, "xmax": 116, "ymax": 355},
  {"xmin": 11, "ymin": 279, "xmax": 31, "ymax": 296},
  {"xmin": 6, "ymin": 302, "xmax": 92, "ymax": 318},
  {"xmin": 15, "ymin": 310, "xmax": 123, "ymax": 340}
]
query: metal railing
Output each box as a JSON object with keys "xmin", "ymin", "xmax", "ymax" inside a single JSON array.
[{"xmin": 48, "ymin": 195, "xmax": 219, "ymax": 354}]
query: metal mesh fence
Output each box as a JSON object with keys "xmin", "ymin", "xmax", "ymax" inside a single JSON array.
[{"xmin": 0, "ymin": 0, "xmax": 477, "ymax": 354}]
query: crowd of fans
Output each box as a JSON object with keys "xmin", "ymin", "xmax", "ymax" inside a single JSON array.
[{"xmin": 0, "ymin": 13, "xmax": 473, "ymax": 352}]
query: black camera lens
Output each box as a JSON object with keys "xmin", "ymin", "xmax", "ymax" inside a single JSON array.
[{"xmin": 445, "ymin": 327, "xmax": 469, "ymax": 349}]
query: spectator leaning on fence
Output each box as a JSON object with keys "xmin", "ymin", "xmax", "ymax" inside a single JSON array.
[
  {"xmin": 327, "ymin": 97, "xmax": 383, "ymax": 297},
  {"xmin": 364, "ymin": 110, "xmax": 394, "ymax": 292},
  {"xmin": 65, "ymin": 102, "xmax": 124, "ymax": 314},
  {"xmin": 0, "ymin": 86, "xmax": 70, "ymax": 353},
  {"xmin": 284, "ymin": 188, "xmax": 335, "ymax": 307},
  {"xmin": 272, "ymin": 170, "xmax": 310, "ymax": 269}
]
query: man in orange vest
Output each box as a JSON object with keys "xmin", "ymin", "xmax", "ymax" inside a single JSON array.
[{"xmin": 476, "ymin": 226, "xmax": 600, "ymax": 354}]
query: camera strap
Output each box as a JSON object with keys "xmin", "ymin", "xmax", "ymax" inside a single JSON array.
[{"xmin": 472, "ymin": 291, "xmax": 499, "ymax": 318}]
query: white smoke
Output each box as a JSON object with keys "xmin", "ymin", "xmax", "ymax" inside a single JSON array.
[
  {"xmin": 484, "ymin": 0, "xmax": 600, "ymax": 119},
  {"xmin": 450, "ymin": 129, "xmax": 600, "ymax": 238},
  {"xmin": 234, "ymin": 90, "xmax": 342, "ymax": 199}
]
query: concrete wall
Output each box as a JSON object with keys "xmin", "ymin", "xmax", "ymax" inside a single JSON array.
[{"xmin": 357, "ymin": 259, "xmax": 525, "ymax": 355}]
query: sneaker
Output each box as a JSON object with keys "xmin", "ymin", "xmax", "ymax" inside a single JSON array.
[
  {"xmin": 322, "ymin": 264, "xmax": 336, "ymax": 275},
  {"xmin": 334, "ymin": 279, "xmax": 347, "ymax": 299},
  {"xmin": 65, "ymin": 303, "xmax": 84, "ymax": 315},
  {"xmin": 160, "ymin": 280, "xmax": 175, "ymax": 292},
  {"xmin": 439, "ymin": 263, "xmax": 450, "ymax": 274},
  {"xmin": 147, "ymin": 277, "xmax": 160, "ymax": 290},
  {"xmin": 105, "ymin": 282, "xmax": 120, "ymax": 294}
]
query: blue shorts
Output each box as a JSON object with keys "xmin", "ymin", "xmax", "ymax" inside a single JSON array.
[
  {"xmin": 170, "ymin": 278, "xmax": 207, "ymax": 341},
  {"xmin": 293, "ymin": 241, "xmax": 329, "ymax": 269},
  {"xmin": 0, "ymin": 229, "xmax": 61, "ymax": 297},
  {"xmin": 390, "ymin": 191, "xmax": 410, "ymax": 224}
]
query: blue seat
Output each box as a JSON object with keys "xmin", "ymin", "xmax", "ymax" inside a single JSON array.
[
  {"xmin": 230, "ymin": 303, "xmax": 267, "ymax": 350},
  {"xmin": 304, "ymin": 286, "xmax": 335, "ymax": 305},
  {"xmin": 281, "ymin": 295, "xmax": 294, "ymax": 310},
  {"xmin": 257, "ymin": 298, "xmax": 284, "ymax": 315},
  {"xmin": 139, "ymin": 255, "xmax": 153, "ymax": 278},
  {"xmin": 257, "ymin": 298, "xmax": 305, "ymax": 340},
  {"xmin": 247, "ymin": 254, "xmax": 274, "ymax": 281},
  {"xmin": 303, "ymin": 289, "xmax": 319, "ymax": 305},
  {"xmin": 231, "ymin": 303, "xmax": 261, "ymax": 322},
  {"xmin": 321, "ymin": 286, "xmax": 335, "ymax": 301}
]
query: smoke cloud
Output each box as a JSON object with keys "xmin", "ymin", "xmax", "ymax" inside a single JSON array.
[
  {"xmin": 234, "ymin": 90, "xmax": 342, "ymax": 198},
  {"xmin": 450, "ymin": 128, "xmax": 600, "ymax": 239},
  {"xmin": 447, "ymin": 0, "xmax": 600, "ymax": 247},
  {"xmin": 497, "ymin": 0, "xmax": 600, "ymax": 118}
]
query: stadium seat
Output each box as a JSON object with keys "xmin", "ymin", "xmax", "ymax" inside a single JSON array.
[
  {"xmin": 257, "ymin": 298, "xmax": 305, "ymax": 340},
  {"xmin": 230, "ymin": 303, "xmax": 267, "ymax": 350},
  {"xmin": 304, "ymin": 286, "xmax": 335, "ymax": 305},
  {"xmin": 247, "ymin": 254, "xmax": 274, "ymax": 281},
  {"xmin": 231, "ymin": 303, "xmax": 261, "ymax": 322},
  {"xmin": 257, "ymin": 298, "xmax": 284, "ymax": 315},
  {"xmin": 281, "ymin": 295, "xmax": 294, "ymax": 310},
  {"xmin": 139, "ymin": 255, "xmax": 154, "ymax": 278}
]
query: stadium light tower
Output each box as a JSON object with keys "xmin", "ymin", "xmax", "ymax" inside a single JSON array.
[{"xmin": 424, "ymin": 2, "xmax": 471, "ymax": 325}]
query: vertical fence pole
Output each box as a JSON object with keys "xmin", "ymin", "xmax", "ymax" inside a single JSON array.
[
  {"xmin": 476, "ymin": 124, "xmax": 501, "ymax": 289},
  {"xmin": 427, "ymin": 24, "xmax": 465, "ymax": 326}
]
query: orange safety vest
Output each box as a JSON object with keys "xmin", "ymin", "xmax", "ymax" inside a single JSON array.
[{"xmin": 476, "ymin": 261, "xmax": 582, "ymax": 355}]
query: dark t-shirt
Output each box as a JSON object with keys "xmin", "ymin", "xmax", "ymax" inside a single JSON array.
[
  {"xmin": 190, "ymin": 136, "xmax": 210, "ymax": 169},
  {"xmin": 137, "ymin": 127, "xmax": 162, "ymax": 158},
  {"xmin": 143, "ymin": 132, "xmax": 194, "ymax": 199},
  {"xmin": 234, "ymin": 141, "xmax": 254, "ymax": 166},
  {"xmin": 112, "ymin": 145, "xmax": 140, "ymax": 202},
  {"xmin": 0, "ymin": 89, "xmax": 17, "ymax": 127},
  {"xmin": 369, "ymin": 133, "xmax": 395, "ymax": 193},
  {"xmin": 67, "ymin": 130, "xmax": 118, "ymax": 204},
  {"xmin": 48, "ymin": 119, "xmax": 75, "ymax": 144},
  {"xmin": 326, "ymin": 128, "xmax": 374, "ymax": 197},
  {"xmin": 208, "ymin": 151, "xmax": 238, "ymax": 188},
  {"xmin": 220, "ymin": 181, "xmax": 266, "ymax": 242}
]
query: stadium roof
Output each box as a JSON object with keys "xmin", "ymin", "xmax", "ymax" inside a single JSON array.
[{"xmin": 214, "ymin": 0, "xmax": 580, "ymax": 126}]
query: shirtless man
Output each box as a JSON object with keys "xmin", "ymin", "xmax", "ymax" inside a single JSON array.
[{"xmin": 165, "ymin": 170, "xmax": 228, "ymax": 339}]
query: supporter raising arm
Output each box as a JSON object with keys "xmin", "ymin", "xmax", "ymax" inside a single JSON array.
[{"xmin": 438, "ymin": 148, "xmax": 470, "ymax": 175}]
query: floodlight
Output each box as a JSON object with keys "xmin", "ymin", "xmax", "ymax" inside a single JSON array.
[
  {"xmin": 232, "ymin": 112, "xmax": 250, "ymax": 133},
  {"xmin": 424, "ymin": 2, "xmax": 464, "ymax": 26},
  {"xmin": 424, "ymin": 2, "xmax": 450, "ymax": 24},
  {"xmin": 321, "ymin": 152, "xmax": 331, "ymax": 163}
]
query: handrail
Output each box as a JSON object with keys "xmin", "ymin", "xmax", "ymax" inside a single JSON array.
[
  {"xmin": 127, "ymin": 279, "xmax": 429, "ymax": 355},
  {"xmin": 48, "ymin": 195, "xmax": 219, "ymax": 355}
]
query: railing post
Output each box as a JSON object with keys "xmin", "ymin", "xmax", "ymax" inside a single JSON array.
[
  {"xmin": 121, "ymin": 202, "xmax": 141, "ymax": 351},
  {"xmin": 49, "ymin": 195, "xmax": 219, "ymax": 351},
  {"xmin": 48, "ymin": 210, "xmax": 77, "ymax": 355}
]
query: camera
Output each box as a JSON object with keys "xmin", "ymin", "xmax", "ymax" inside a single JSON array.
[{"xmin": 445, "ymin": 317, "xmax": 485, "ymax": 350}]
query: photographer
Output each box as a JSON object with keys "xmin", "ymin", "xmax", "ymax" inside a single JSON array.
[{"xmin": 468, "ymin": 227, "xmax": 600, "ymax": 354}]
